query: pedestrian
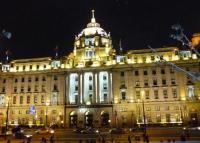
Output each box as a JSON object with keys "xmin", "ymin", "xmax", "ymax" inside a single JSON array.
[
  {"xmin": 50, "ymin": 135, "xmax": 54, "ymax": 143},
  {"xmin": 128, "ymin": 135, "xmax": 131, "ymax": 143},
  {"xmin": 7, "ymin": 139, "xmax": 11, "ymax": 143}
]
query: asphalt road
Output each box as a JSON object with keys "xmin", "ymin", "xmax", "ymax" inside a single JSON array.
[{"xmin": 1, "ymin": 127, "xmax": 200, "ymax": 143}]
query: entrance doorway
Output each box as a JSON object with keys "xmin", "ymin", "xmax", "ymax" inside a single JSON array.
[
  {"xmin": 101, "ymin": 111, "xmax": 109, "ymax": 127},
  {"xmin": 85, "ymin": 111, "xmax": 93, "ymax": 127}
]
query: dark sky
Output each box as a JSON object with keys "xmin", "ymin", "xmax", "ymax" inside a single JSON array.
[{"xmin": 0, "ymin": 0, "xmax": 200, "ymax": 60}]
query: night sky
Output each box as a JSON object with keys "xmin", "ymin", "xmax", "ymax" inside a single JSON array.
[{"xmin": 0, "ymin": 0, "xmax": 200, "ymax": 60}]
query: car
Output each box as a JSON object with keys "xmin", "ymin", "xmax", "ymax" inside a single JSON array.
[
  {"xmin": 109, "ymin": 128, "xmax": 124, "ymax": 134},
  {"xmin": 73, "ymin": 127, "xmax": 85, "ymax": 133},
  {"xmin": 80, "ymin": 127, "xmax": 99, "ymax": 134}
]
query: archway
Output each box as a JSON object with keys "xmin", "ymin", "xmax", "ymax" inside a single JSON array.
[
  {"xmin": 70, "ymin": 111, "xmax": 78, "ymax": 127},
  {"xmin": 85, "ymin": 111, "xmax": 93, "ymax": 127},
  {"xmin": 101, "ymin": 111, "xmax": 109, "ymax": 127}
]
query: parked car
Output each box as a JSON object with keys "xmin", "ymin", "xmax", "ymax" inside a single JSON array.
[{"xmin": 109, "ymin": 128, "xmax": 124, "ymax": 134}]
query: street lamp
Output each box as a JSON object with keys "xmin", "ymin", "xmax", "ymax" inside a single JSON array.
[
  {"xmin": 141, "ymin": 90, "xmax": 147, "ymax": 140},
  {"xmin": 45, "ymin": 102, "xmax": 50, "ymax": 127}
]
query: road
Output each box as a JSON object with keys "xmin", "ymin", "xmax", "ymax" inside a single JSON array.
[{"xmin": 0, "ymin": 127, "xmax": 200, "ymax": 143}]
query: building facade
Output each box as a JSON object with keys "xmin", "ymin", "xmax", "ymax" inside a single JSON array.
[{"xmin": 0, "ymin": 10, "xmax": 200, "ymax": 128}]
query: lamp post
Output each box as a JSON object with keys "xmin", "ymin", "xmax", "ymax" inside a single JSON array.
[
  {"xmin": 45, "ymin": 102, "xmax": 50, "ymax": 127},
  {"xmin": 141, "ymin": 91, "xmax": 147, "ymax": 140},
  {"xmin": 5, "ymin": 97, "xmax": 10, "ymax": 139}
]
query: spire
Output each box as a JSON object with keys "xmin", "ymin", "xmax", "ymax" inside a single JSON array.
[
  {"xmin": 91, "ymin": 10, "xmax": 96, "ymax": 23},
  {"xmin": 119, "ymin": 38, "xmax": 123, "ymax": 54}
]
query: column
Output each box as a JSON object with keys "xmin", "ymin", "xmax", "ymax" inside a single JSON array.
[
  {"xmin": 66, "ymin": 74, "xmax": 70, "ymax": 104},
  {"xmin": 97, "ymin": 72, "xmax": 100, "ymax": 103},
  {"xmin": 109, "ymin": 72, "xmax": 113, "ymax": 103},
  {"xmin": 78, "ymin": 73, "xmax": 81, "ymax": 104},
  {"xmin": 93, "ymin": 72, "xmax": 96, "ymax": 104},
  {"xmin": 81, "ymin": 73, "xmax": 84, "ymax": 104}
]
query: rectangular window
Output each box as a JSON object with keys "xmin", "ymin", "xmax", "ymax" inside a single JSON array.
[
  {"xmin": 135, "ymin": 80, "xmax": 140, "ymax": 87},
  {"xmin": 145, "ymin": 90, "xmax": 149, "ymax": 99},
  {"xmin": 162, "ymin": 79, "xmax": 166, "ymax": 85},
  {"xmin": 41, "ymin": 95, "xmax": 45, "ymax": 103},
  {"xmin": 153, "ymin": 79, "xmax": 157, "ymax": 86},
  {"xmin": 155, "ymin": 106, "xmax": 160, "ymax": 111},
  {"xmin": 121, "ymin": 92, "xmax": 126, "ymax": 100},
  {"xmin": 14, "ymin": 87, "xmax": 17, "ymax": 93},
  {"xmin": 16, "ymin": 66, "xmax": 19, "ymax": 71},
  {"xmin": 35, "ymin": 77, "xmax": 39, "ymax": 82},
  {"xmin": 89, "ymin": 76, "xmax": 92, "ymax": 81},
  {"xmin": 172, "ymin": 89, "xmax": 177, "ymax": 98},
  {"xmin": 15, "ymin": 78, "xmax": 18, "ymax": 83},
  {"xmin": 89, "ymin": 85, "xmax": 93, "ymax": 90},
  {"xmin": 75, "ymin": 85, "xmax": 78, "ymax": 91},
  {"xmin": 135, "ymin": 70, "xmax": 139, "ymax": 76},
  {"xmin": 29, "ymin": 65, "xmax": 32, "ymax": 70},
  {"xmin": 34, "ymin": 95, "xmax": 38, "ymax": 103},
  {"xmin": 171, "ymin": 78, "xmax": 176, "ymax": 85},
  {"xmin": 35, "ymin": 85, "xmax": 38, "ymax": 92},
  {"xmin": 144, "ymin": 80, "xmax": 148, "ymax": 86},
  {"xmin": 43, "ymin": 65, "xmax": 46, "ymax": 69},
  {"xmin": 27, "ymin": 96, "xmax": 30, "ymax": 104},
  {"xmin": 54, "ymin": 75, "xmax": 58, "ymax": 80},
  {"xmin": 42, "ymin": 85, "xmax": 45, "ymax": 92},
  {"xmin": 103, "ymin": 83, "xmax": 107, "ymax": 90},
  {"xmin": 28, "ymin": 86, "xmax": 31, "ymax": 92},
  {"xmin": 42, "ymin": 76, "xmax": 46, "ymax": 81},
  {"xmin": 2, "ymin": 87, "xmax": 5, "ymax": 93},
  {"xmin": 163, "ymin": 89, "xmax": 168, "ymax": 98},
  {"xmin": 37, "ymin": 65, "xmax": 39, "ymax": 69},
  {"xmin": 23, "ymin": 66, "xmax": 26, "ymax": 71},
  {"xmin": 20, "ymin": 96, "xmax": 23, "ymax": 104},
  {"xmin": 161, "ymin": 69, "xmax": 165, "ymax": 74},
  {"xmin": 120, "ymin": 71, "xmax": 124, "ymax": 77},
  {"xmin": 3, "ymin": 79, "xmax": 6, "ymax": 83},
  {"xmin": 21, "ymin": 77, "xmax": 25, "ymax": 82},
  {"xmin": 146, "ymin": 107, "xmax": 151, "ymax": 111},
  {"xmin": 13, "ymin": 96, "xmax": 16, "ymax": 104},
  {"xmin": 28, "ymin": 77, "xmax": 31, "ymax": 82},
  {"xmin": 152, "ymin": 69, "xmax": 156, "ymax": 75},
  {"xmin": 154, "ymin": 90, "xmax": 158, "ymax": 99},
  {"xmin": 136, "ymin": 91, "xmax": 140, "ymax": 99},
  {"xmin": 21, "ymin": 86, "xmax": 24, "ymax": 92},
  {"xmin": 103, "ymin": 75, "xmax": 107, "ymax": 80},
  {"xmin": 143, "ymin": 70, "xmax": 148, "ymax": 75}
]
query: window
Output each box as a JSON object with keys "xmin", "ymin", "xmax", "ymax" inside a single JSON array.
[
  {"xmin": 121, "ymin": 91, "xmax": 126, "ymax": 100},
  {"xmin": 146, "ymin": 107, "xmax": 151, "ymax": 111},
  {"xmin": 23, "ymin": 66, "xmax": 26, "ymax": 71},
  {"xmin": 135, "ymin": 80, "xmax": 140, "ymax": 87},
  {"xmin": 120, "ymin": 72, "xmax": 124, "ymax": 77},
  {"xmin": 28, "ymin": 77, "xmax": 31, "ymax": 82},
  {"xmin": 2, "ymin": 87, "xmax": 5, "ymax": 93},
  {"xmin": 20, "ymin": 96, "xmax": 23, "ymax": 104},
  {"xmin": 153, "ymin": 79, "xmax": 157, "ymax": 86},
  {"xmin": 155, "ymin": 106, "xmax": 160, "ymax": 111},
  {"xmin": 143, "ymin": 70, "xmax": 148, "ymax": 75},
  {"xmin": 43, "ymin": 65, "xmax": 46, "ymax": 69},
  {"xmin": 27, "ymin": 96, "xmax": 30, "ymax": 104},
  {"xmin": 89, "ymin": 85, "xmax": 93, "ymax": 90},
  {"xmin": 53, "ymin": 85, "xmax": 58, "ymax": 91},
  {"xmin": 145, "ymin": 90, "xmax": 149, "ymax": 99},
  {"xmin": 134, "ymin": 57, "xmax": 138, "ymax": 63},
  {"xmin": 163, "ymin": 89, "xmax": 168, "ymax": 98},
  {"xmin": 156, "ymin": 114, "xmax": 161, "ymax": 122},
  {"xmin": 170, "ymin": 68, "xmax": 174, "ymax": 74},
  {"xmin": 75, "ymin": 76, "xmax": 78, "ymax": 81},
  {"xmin": 75, "ymin": 85, "xmax": 78, "ymax": 91},
  {"xmin": 37, "ymin": 65, "xmax": 39, "ymax": 70},
  {"xmin": 172, "ymin": 89, "xmax": 177, "ymax": 98},
  {"xmin": 41, "ymin": 95, "xmax": 45, "ymax": 103},
  {"xmin": 152, "ymin": 69, "xmax": 156, "ymax": 75},
  {"xmin": 103, "ymin": 93, "xmax": 108, "ymax": 102},
  {"xmin": 3, "ymin": 79, "xmax": 6, "ymax": 83},
  {"xmin": 54, "ymin": 75, "xmax": 58, "ymax": 80},
  {"xmin": 135, "ymin": 70, "xmax": 139, "ymax": 76},
  {"xmin": 136, "ymin": 91, "xmax": 140, "ymax": 99},
  {"xmin": 142, "ymin": 57, "xmax": 146, "ymax": 63},
  {"xmin": 161, "ymin": 69, "xmax": 165, "ymax": 74},
  {"xmin": 29, "ymin": 65, "xmax": 32, "ymax": 70},
  {"xmin": 42, "ymin": 76, "xmax": 46, "ymax": 81},
  {"xmin": 13, "ymin": 96, "xmax": 16, "ymax": 104},
  {"xmin": 151, "ymin": 55, "xmax": 155, "ymax": 61},
  {"xmin": 35, "ymin": 85, "xmax": 38, "ymax": 92},
  {"xmin": 16, "ymin": 66, "xmax": 19, "ymax": 71},
  {"xmin": 162, "ymin": 79, "xmax": 166, "ymax": 85},
  {"xmin": 34, "ymin": 95, "xmax": 38, "ymax": 103},
  {"xmin": 35, "ymin": 77, "xmax": 39, "ymax": 82},
  {"xmin": 21, "ymin": 77, "xmax": 25, "ymax": 82},
  {"xmin": 15, "ymin": 78, "xmax": 18, "ymax": 83},
  {"xmin": 144, "ymin": 80, "xmax": 148, "ymax": 86},
  {"xmin": 21, "ymin": 86, "xmax": 24, "ymax": 92},
  {"xmin": 14, "ymin": 87, "xmax": 17, "ymax": 93},
  {"xmin": 154, "ymin": 90, "xmax": 158, "ymax": 99},
  {"xmin": 103, "ymin": 83, "xmax": 107, "ymax": 90},
  {"xmin": 28, "ymin": 86, "xmax": 31, "ymax": 92},
  {"xmin": 103, "ymin": 75, "xmax": 107, "ymax": 80},
  {"xmin": 89, "ymin": 76, "xmax": 92, "ymax": 81},
  {"xmin": 171, "ymin": 78, "xmax": 176, "ymax": 85}
]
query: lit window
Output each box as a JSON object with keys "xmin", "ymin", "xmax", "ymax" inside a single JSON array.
[
  {"xmin": 172, "ymin": 89, "xmax": 177, "ymax": 98},
  {"xmin": 121, "ymin": 92, "xmax": 126, "ymax": 100},
  {"xmin": 163, "ymin": 89, "xmax": 168, "ymax": 98}
]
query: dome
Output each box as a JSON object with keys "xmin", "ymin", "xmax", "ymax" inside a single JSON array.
[{"xmin": 77, "ymin": 10, "xmax": 108, "ymax": 38}]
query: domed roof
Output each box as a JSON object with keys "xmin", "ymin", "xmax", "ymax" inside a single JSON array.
[{"xmin": 77, "ymin": 10, "xmax": 108, "ymax": 38}]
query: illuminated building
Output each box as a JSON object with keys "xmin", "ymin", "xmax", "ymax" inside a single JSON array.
[{"xmin": 0, "ymin": 10, "xmax": 200, "ymax": 128}]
